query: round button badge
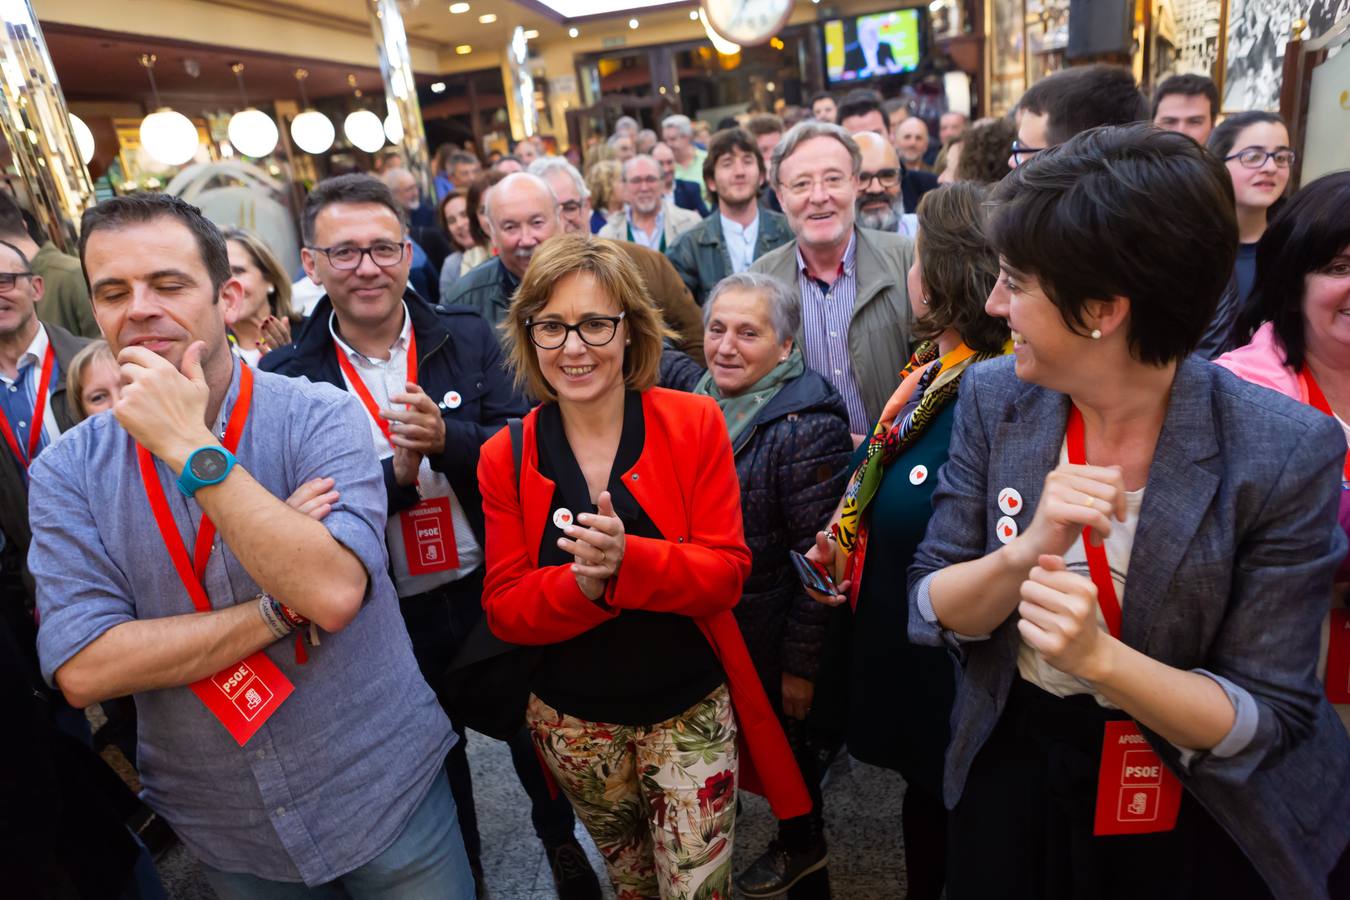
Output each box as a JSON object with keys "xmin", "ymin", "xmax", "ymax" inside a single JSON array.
[
  {"xmin": 443, "ymin": 390, "xmax": 462, "ymax": 409},
  {"xmin": 552, "ymin": 508, "xmax": 574, "ymax": 530},
  {"xmin": 909, "ymin": 465, "xmax": 928, "ymax": 486},
  {"xmin": 996, "ymin": 515, "xmax": 1018, "ymax": 544},
  {"xmin": 998, "ymin": 487, "xmax": 1024, "ymax": 517}
]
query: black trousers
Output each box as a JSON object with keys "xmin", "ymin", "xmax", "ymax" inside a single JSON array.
[
  {"xmin": 398, "ymin": 569, "xmax": 577, "ymax": 862},
  {"xmin": 947, "ymin": 678, "xmax": 1272, "ymax": 900}
]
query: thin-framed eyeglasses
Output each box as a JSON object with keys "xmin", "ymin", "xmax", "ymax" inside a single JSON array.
[
  {"xmin": 858, "ymin": 168, "xmax": 901, "ymax": 189},
  {"xmin": 0, "ymin": 271, "xmax": 35, "ymax": 291},
  {"xmin": 779, "ymin": 172, "xmax": 852, "ymax": 198},
  {"xmin": 1009, "ymin": 140, "xmax": 1044, "ymax": 165},
  {"xmin": 307, "ymin": 241, "xmax": 407, "ymax": 270},
  {"xmin": 1224, "ymin": 147, "xmax": 1296, "ymax": 169},
  {"xmin": 526, "ymin": 312, "xmax": 626, "ymax": 349},
  {"xmin": 625, "ymin": 175, "xmax": 661, "ymax": 186}
]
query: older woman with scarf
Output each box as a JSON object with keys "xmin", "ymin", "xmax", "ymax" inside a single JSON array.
[
  {"xmin": 804, "ymin": 181, "xmax": 1010, "ymax": 900},
  {"xmin": 667, "ymin": 272, "xmax": 853, "ymax": 897}
]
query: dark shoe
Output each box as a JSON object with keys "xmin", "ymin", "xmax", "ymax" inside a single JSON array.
[
  {"xmin": 736, "ymin": 840, "xmax": 829, "ymax": 898},
  {"xmin": 547, "ymin": 838, "xmax": 602, "ymax": 900}
]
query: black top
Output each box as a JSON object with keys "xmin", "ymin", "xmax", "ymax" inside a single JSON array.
[
  {"xmin": 532, "ymin": 391, "xmax": 723, "ymax": 725},
  {"xmin": 1234, "ymin": 242, "xmax": 1259, "ymax": 308}
]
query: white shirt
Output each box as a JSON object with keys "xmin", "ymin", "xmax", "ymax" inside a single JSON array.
[
  {"xmin": 720, "ymin": 212, "xmax": 760, "ymax": 274},
  {"xmin": 626, "ymin": 207, "xmax": 666, "ymax": 251},
  {"xmin": 1017, "ymin": 443, "xmax": 1145, "ymax": 708},
  {"xmin": 329, "ymin": 305, "xmax": 482, "ymax": 596}
]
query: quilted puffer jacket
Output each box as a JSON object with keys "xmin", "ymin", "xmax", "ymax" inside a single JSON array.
[{"xmin": 667, "ymin": 364, "xmax": 853, "ymax": 692}]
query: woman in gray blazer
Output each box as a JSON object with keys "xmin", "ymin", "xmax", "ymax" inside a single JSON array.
[{"xmin": 909, "ymin": 125, "xmax": 1350, "ymax": 899}]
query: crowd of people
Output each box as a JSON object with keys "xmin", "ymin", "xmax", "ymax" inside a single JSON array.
[{"xmin": 4, "ymin": 64, "xmax": 1349, "ymax": 900}]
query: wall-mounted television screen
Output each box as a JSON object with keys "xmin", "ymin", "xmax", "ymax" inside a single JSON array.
[{"xmin": 823, "ymin": 8, "xmax": 923, "ymax": 85}]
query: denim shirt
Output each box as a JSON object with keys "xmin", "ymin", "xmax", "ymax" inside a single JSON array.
[{"xmin": 29, "ymin": 359, "xmax": 454, "ymax": 885}]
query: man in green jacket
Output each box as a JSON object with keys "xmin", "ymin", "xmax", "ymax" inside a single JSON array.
[
  {"xmin": 0, "ymin": 195, "xmax": 99, "ymax": 339},
  {"xmin": 668, "ymin": 128, "xmax": 794, "ymax": 307},
  {"xmin": 751, "ymin": 121, "xmax": 916, "ymax": 443}
]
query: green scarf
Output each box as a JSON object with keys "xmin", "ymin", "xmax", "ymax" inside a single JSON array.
[{"xmin": 694, "ymin": 349, "xmax": 806, "ymax": 444}]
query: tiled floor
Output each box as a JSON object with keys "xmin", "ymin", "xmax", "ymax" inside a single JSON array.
[{"xmin": 155, "ymin": 731, "xmax": 910, "ymax": 898}]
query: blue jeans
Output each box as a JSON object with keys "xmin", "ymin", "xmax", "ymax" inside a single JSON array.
[{"xmin": 202, "ymin": 772, "xmax": 474, "ymax": 899}]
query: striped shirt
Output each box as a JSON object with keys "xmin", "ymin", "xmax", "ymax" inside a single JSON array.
[
  {"xmin": 0, "ymin": 323, "xmax": 62, "ymax": 469},
  {"xmin": 796, "ymin": 233, "xmax": 867, "ymax": 432}
]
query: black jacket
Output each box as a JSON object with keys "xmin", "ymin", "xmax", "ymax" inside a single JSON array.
[
  {"xmin": 0, "ymin": 322, "xmax": 86, "ymax": 603},
  {"xmin": 665, "ymin": 364, "xmax": 853, "ymax": 684},
  {"xmin": 902, "ymin": 165, "xmax": 938, "ymax": 214},
  {"xmin": 260, "ymin": 291, "xmax": 530, "ymax": 543}
]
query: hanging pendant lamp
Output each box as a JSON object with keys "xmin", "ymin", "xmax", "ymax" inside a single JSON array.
[
  {"xmin": 226, "ymin": 62, "xmax": 279, "ymax": 158},
  {"xmin": 138, "ymin": 54, "xmax": 200, "ymax": 166},
  {"xmin": 289, "ymin": 68, "xmax": 335, "ymax": 155}
]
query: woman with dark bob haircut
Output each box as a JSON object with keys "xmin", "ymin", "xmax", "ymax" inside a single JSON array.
[
  {"xmin": 1217, "ymin": 170, "xmax": 1350, "ymax": 735},
  {"xmin": 804, "ymin": 181, "xmax": 1009, "ymax": 900},
  {"xmin": 908, "ymin": 123, "xmax": 1350, "ymax": 899},
  {"xmin": 477, "ymin": 234, "xmax": 810, "ymax": 898}
]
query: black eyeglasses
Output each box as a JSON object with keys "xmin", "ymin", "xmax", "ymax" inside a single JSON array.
[
  {"xmin": 858, "ymin": 168, "xmax": 901, "ymax": 189},
  {"xmin": 307, "ymin": 241, "xmax": 407, "ymax": 270},
  {"xmin": 1009, "ymin": 140, "xmax": 1044, "ymax": 166},
  {"xmin": 526, "ymin": 313, "xmax": 626, "ymax": 349},
  {"xmin": 0, "ymin": 271, "xmax": 34, "ymax": 291},
  {"xmin": 1224, "ymin": 148, "xmax": 1296, "ymax": 169}
]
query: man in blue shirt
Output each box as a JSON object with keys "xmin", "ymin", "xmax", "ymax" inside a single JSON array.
[{"xmin": 30, "ymin": 193, "xmax": 472, "ymax": 897}]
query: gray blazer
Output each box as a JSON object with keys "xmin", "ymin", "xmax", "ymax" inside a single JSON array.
[
  {"xmin": 750, "ymin": 226, "xmax": 915, "ymax": 428},
  {"xmin": 909, "ymin": 356, "xmax": 1350, "ymax": 899}
]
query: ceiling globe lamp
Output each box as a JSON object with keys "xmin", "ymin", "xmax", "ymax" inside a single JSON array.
[
  {"xmin": 226, "ymin": 63, "xmax": 279, "ymax": 158},
  {"xmin": 289, "ymin": 69, "xmax": 335, "ymax": 154},
  {"xmin": 344, "ymin": 109, "xmax": 386, "ymax": 153},
  {"xmin": 137, "ymin": 54, "xmax": 200, "ymax": 166}
]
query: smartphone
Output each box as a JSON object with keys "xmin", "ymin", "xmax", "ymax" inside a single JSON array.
[{"xmin": 790, "ymin": 549, "xmax": 838, "ymax": 595}]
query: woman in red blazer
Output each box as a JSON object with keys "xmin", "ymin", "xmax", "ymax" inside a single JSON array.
[{"xmin": 478, "ymin": 233, "xmax": 810, "ymax": 899}]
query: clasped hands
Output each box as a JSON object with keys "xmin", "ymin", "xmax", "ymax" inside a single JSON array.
[
  {"xmin": 380, "ymin": 381, "xmax": 446, "ymax": 487},
  {"xmin": 1012, "ymin": 462, "xmax": 1129, "ymax": 684},
  {"xmin": 558, "ymin": 491, "xmax": 626, "ymax": 602}
]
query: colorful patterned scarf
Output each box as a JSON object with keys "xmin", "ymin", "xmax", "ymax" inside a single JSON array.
[{"xmin": 833, "ymin": 339, "xmax": 1007, "ymax": 601}]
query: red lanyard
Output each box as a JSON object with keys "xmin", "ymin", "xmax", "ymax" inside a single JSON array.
[
  {"xmin": 333, "ymin": 328, "xmax": 417, "ymax": 447},
  {"xmin": 1298, "ymin": 368, "xmax": 1350, "ymax": 482},
  {"xmin": 0, "ymin": 342, "xmax": 55, "ymax": 469},
  {"xmin": 137, "ymin": 365, "xmax": 254, "ymax": 613},
  {"xmin": 1065, "ymin": 406, "xmax": 1123, "ymax": 639}
]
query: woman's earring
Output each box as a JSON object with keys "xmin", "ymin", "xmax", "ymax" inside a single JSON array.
[
  {"xmin": 921, "ymin": 296, "xmax": 930, "ymax": 306},
  {"xmin": 1090, "ymin": 329, "xmax": 1102, "ymax": 340},
  {"xmin": 625, "ymin": 339, "xmax": 631, "ymax": 345}
]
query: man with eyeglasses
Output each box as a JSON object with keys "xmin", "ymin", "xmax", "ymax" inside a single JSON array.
[
  {"xmin": 853, "ymin": 132, "xmax": 916, "ymax": 236},
  {"xmin": 0, "ymin": 238, "xmax": 88, "ymax": 723},
  {"xmin": 751, "ymin": 121, "xmax": 917, "ymax": 445},
  {"xmin": 667, "ymin": 128, "xmax": 793, "ymax": 306},
  {"xmin": 838, "ymin": 91, "xmax": 937, "ymax": 214},
  {"xmin": 449, "ymin": 168, "xmax": 705, "ymax": 359},
  {"xmin": 597, "ymin": 155, "xmax": 701, "ymax": 252},
  {"xmin": 261, "ymin": 175, "xmax": 603, "ymax": 900},
  {"xmin": 1007, "ymin": 64, "xmax": 1148, "ymax": 169}
]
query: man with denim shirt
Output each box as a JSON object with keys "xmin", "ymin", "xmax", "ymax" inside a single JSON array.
[{"xmin": 30, "ymin": 193, "xmax": 470, "ymax": 897}]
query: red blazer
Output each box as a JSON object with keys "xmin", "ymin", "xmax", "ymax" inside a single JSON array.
[{"xmin": 478, "ymin": 387, "xmax": 812, "ymax": 820}]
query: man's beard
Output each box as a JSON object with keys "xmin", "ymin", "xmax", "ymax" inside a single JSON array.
[{"xmin": 855, "ymin": 191, "xmax": 903, "ymax": 232}]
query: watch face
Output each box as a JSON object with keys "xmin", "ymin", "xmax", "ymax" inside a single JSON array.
[
  {"xmin": 191, "ymin": 448, "xmax": 229, "ymax": 481},
  {"xmin": 703, "ymin": 0, "xmax": 794, "ymax": 46}
]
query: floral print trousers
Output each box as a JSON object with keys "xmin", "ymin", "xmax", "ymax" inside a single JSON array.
[{"xmin": 525, "ymin": 684, "xmax": 738, "ymax": 900}]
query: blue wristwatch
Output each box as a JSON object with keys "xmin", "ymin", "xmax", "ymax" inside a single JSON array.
[{"xmin": 177, "ymin": 446, "xmax": 237, "ymax": 497}]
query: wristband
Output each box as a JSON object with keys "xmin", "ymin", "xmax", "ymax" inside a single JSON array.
[
  {"xmin": 257, "ymin": 593, "xmax": 293, "ymax": 640},
  {"xmin": 275, "ymin": 600, "xmax": 310, "ymax": 630}
]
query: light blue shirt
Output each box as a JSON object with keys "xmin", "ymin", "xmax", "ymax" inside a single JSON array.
[
  {"xmin": 626, "ymin": 207, "xmax": 666, "ymax": 251},
  {"xmin": 30, "ymin": 358, "xmax": 454, "ymax": 885},
  {"xmin": 720, "ymin": 212, "xmax": 760, "ymax": 274}
]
